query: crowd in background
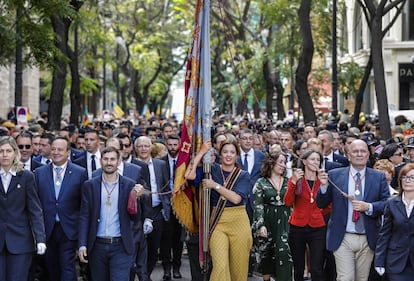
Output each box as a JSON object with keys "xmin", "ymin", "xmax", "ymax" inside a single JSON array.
[{"xmin": 0, "ymin": 110, "xmax": 413, "ymax": 281}]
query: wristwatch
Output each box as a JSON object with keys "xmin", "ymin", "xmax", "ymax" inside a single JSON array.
[{"xmin": 215, "ymin": 184, "xmax": 221, "ymax": 190}]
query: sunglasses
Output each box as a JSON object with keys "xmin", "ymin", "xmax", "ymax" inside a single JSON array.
[{"xmin": 18, "ymin": 144, "xmax": 32, "ymax": 149}]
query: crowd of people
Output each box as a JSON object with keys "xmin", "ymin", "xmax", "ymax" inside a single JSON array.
[{"xmin": 0, "ymin": 112, "xmax": 413, "ymax": 281}]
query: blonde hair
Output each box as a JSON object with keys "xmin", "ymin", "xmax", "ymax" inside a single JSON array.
[{"xmin": 0, "ymin": 136, "xmax": 24, "ymax": 171}]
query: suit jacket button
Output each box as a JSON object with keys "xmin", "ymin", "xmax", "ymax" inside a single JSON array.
[{"xmin": 97, "ymin": 219, "xmax": 100, "ymax": 222}]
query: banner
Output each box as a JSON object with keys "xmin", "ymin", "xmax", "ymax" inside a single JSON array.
[{"xmin": 171, "ymin": 0, "xmax": 211, "ymax": 234}]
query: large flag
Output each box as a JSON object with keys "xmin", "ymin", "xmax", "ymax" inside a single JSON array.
[{"xmin": 171, "ymin": 0, "xmax": 211, "ymax": 234}]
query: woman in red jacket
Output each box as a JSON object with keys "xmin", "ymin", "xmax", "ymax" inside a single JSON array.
[{"xmin": 284, "ymin": 148, "xmax": 327, "ymax": 281}]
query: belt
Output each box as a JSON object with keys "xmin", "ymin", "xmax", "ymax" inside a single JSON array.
[{"xmin": 96, "ymin": 237, "xmax": 122, "ymax": 244}]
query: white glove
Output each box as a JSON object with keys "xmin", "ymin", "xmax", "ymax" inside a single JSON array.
[
  {"xmin": 143, "ymin": 218, "xmax": 153, "ymax": 235},
  {"xmin": 37, "ymin": 243, "xmax": 47, "ymax": 255},
  {"xmin": 375, "ymin": 267, "xmax": 385, "ymax": 276}
]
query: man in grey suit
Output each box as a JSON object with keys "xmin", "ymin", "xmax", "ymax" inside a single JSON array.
[
  {"xmin": 316, "ymin": 139, "xmax": 389, "ymax": 281},
  {"xmin": 135, "ymin": 136, "xmax": 170, "ymax": 279}
]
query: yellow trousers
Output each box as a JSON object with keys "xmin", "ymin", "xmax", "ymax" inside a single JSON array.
[{"xmin": 209, "ymin": 205, "xmax": 253, "ymax": 281}]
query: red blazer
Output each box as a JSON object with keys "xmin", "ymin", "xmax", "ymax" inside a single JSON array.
[{"xmin": 284, "ymin": 177, "xmax": 326, "ymax": 228}]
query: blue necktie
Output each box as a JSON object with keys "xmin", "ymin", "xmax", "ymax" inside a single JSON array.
[{"xmin": 243, "ymin": 154, "xmax": 249, "ymax": 172}]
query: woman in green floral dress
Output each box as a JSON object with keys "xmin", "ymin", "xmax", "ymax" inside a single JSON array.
[{"xmin": 253, "ymin": 151, "xmax": 293, "ymax": 281}]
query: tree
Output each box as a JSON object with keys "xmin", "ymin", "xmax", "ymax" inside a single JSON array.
[{"xmin": 351, "ymin": 0, "xmax": 407, "ymax": 139}]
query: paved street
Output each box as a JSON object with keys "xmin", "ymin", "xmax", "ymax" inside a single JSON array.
[{"xmin": 149, "ymin": 254, "xmax": 263, "ymax": 281}]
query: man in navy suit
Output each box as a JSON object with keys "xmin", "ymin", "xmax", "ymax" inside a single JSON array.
[
  {"xmin": 73, "ymin": 129, "xmax": 101, "ymax": 179},
  {"xmin": 35, "ymin": 136, "xmax": 88, "ymax": 281},
  {"xmin": 78, "ymin": 146, "xmax": 145, "ymax": 280},
  {"xmin": 33, "ymin": 132, "xmax": 54, "ymax": 165},
  {"xmin": 93, "ymin": 137, "xmax": 150, "ymax": 281},
  {"xmin": 237, "ymin": 128, "xmax": 265, "ymax": 221},
  {"xmin": 318, "ymin": 129, "xmax": 349, "ymax": 167},
  {"xmin": 135, "ymin": 136, "xmax": 170, "ymax": 278},
  {"xmin": 16, "ymin": 131, "xmax": 43, "ymax": 172},
  {"xmin": 118, "ymin": 133, "xmax": 150, "ymax": 186},
  {"xmin": 316, "ymin": 139, "xmax": 390, "ymax": 281}
]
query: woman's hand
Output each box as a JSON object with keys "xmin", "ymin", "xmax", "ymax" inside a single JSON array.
[
  {"xmin": 202, "ymin": 178, "xmax": 217, "ymax": 189},
  {"xmin": 292, "ymin": 168, "xmax": 304, "ymax": 184},
  {"xmin": 318, "ymin": 169, "xmax": 328, "ymax": 186},
  {"xmin": 259, "ymin": 226, "xmax": 268, "ymax": 238},
  {"xmin": 200, "ymin": 141, "xmax": 212, "ymax": 154}
]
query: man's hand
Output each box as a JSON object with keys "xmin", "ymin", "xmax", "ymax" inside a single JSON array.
[
  {"xmin": 79, "ymin": 248, "xmax": 88, "ymax": 263},
  {"xmin": 133, "ymin": 184, "xmax": 145, "ymax": 197},
  {"xmin": 351, "ymin": 199, "xmax": 369, "ymax": 212}
]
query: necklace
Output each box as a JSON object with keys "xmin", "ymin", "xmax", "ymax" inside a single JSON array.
[
  {"xmin": 102, "ymin": 179, "xmax": 118, "ymax": 206},
  {"xmin": 304, "ymin": 178, "xmax": 316, "ymax": 204},
  {"xmin": 220, "ymin": 165, "xmax": 235, "ymax": 188},
  {"xmin": 268, "ymin": 176, "xmax": 282, "ymax": 201}
]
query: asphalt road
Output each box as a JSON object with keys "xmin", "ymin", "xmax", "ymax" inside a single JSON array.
[{"xmin": 149, "ymin": 254, "xmax": 263, "ymax": 281}]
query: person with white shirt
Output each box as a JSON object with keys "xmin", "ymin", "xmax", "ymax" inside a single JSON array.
[
  {"xmin": 74, "ymin": 129, "xmax": 101, "ymax": 179},
  {"xmin": 375, "ymin": 163, "xmax": 414, "ymax": 281},
  {"xmin": 135, "ymin": 136, "xmax": 170, "ymax": 279},
  {"xmin": 0, "ymin": 136, "xmax": 46, "ymax": 281},
  {"xmin": 16, "ymin": 131, "xmax": 43, "ymax": 172},
  {"xmin": 35, "ymin": 136, "xmax": 88, "ymax": 281}
]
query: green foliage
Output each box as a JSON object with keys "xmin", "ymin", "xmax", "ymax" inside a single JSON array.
[{"xmin": 338, "ymin": 60, "xmax": 364, "ymax": 99}]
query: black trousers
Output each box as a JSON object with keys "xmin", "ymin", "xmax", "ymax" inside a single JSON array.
[
  {"xmin": 288, "ymin": 224, "xmax": 327, "ymax": 281},
  {"xmin": 160, "ymin": 214, "xmax": 184, "ymax": 273}
]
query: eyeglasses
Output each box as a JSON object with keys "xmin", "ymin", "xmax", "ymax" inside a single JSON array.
[
  {"xmin": 18, "ymin": 144, "xmax": 31, "ymax": 149},
  {"xmin": 393, "ymin": 152, "xmax": 403, "ymax": 157},
  {"xmin": 401, "ymin": 175, "xmax": 414, "ymax": 182}
]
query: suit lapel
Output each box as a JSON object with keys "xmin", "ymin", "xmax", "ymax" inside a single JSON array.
[
  {"xmin": 93, "ymin": 178, "xmax": 102, "ymax": 215},
  {"xmin": 58, "ymin": 163, "xmax": 73, "ymax": 199},
  {"xmin": 394, "ymin": 197, "xmax": 408, "ymax": 218},
  {"xmin": 5, "ymin": 172, "xmax": 20, "ymax": 194}
]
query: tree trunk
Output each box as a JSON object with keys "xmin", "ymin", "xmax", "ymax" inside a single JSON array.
[
  {"xmin": 48, "ymin": 15, "xmax": 70, "ymax": 131},
  {"xmin": 371, "ymin": 15, "xmax": 391, "ymax": 139},
  {"xmin": 68, "ymin": 25, "xmax": 81, "ymax": 126},
  {"xmin": 295, "ymin": 0, "xmax": 316, "ymax": 124},
  {"xmin": 352, "ymin": 55, "xmax": 372, "ymax": 127}
]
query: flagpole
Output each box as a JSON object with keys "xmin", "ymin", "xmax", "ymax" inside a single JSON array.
[{"xmin": 200, "ymin": 0, "xmax": 212, "ymax": 278}]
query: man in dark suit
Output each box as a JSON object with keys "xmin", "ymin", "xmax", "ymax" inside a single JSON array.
[
  {"xmin": 318, "ymin": 129, "xmax": 349, "ymax": 167},
  {"xmin": 160, "ymin": 134, "xmax": 184, "ymax": 280},
  {"xmin": 33, "ymin": 132, "xmax": 54, "ymax": 165},
  {"xmin": 16, "ymin": 131, "xmax": 43, "ymax": 172},
  {"xmin": 73, "ymin": 128, "xmax": 101, "ymax": 179},
  {"xmin": 135, "ymin": 136, "xmax": 171, "ymax": 279},
  {"xmin": 78, "ymin": 146, "xmax": 145, "ymax": 280},
  {"xmin": 93, "ymin": 137, "xmax": 150, "ymax": 281},
  {"xmin": 316, "ymin": 139, "xmax": 390, "ymax": 281},
  {"xmin": 118, "ymin": 133, "xmax": 150, "ymax": 186},
  {"xmin": 236, "ymin": 128, "xmax": 265, "ymax": 220},
  {"xmin": 35, "ymin": 136, "xmax": 88, "ymax": 281}
]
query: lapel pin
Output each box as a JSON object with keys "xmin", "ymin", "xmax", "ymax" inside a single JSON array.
[
  {"xmin": 17, "ymin": 184, "xmax": 21, "ymax": 189},
  {"xmin": 69, "ymin": 171, "xmax": 72, "ymax": 174}
]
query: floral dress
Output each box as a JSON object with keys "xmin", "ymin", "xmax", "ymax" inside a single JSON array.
[{"xmin": 252, "ymin": 177, "xmax": 293, "ymax": 280}]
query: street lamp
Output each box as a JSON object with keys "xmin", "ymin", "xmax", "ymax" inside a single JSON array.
[{"xmin": 332, "ymin": 0, "xmax": 338, "ymax": 118}]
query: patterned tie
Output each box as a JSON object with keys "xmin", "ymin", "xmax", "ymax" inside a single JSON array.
[
  {"xmin": 54, "ymin": 167, "xmax": 63, "ymax": 199},
  {"xmin": 243, "ymin": 154, "xmax": 249, "ymax": 172},
  {"xmin": 353, "ymin": 172, "xmax": 365, "ymax": 233},
  {"xmin": 91, "ymin": 155, "xmax": 96, "ymax": 171}
]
